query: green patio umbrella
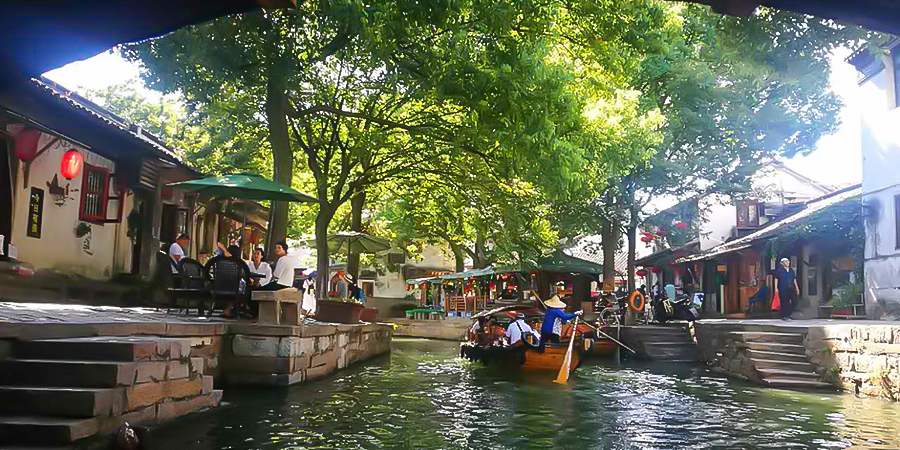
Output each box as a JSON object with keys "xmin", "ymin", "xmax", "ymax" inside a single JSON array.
[
  {"xmin": 308, "ymin": 231, "xmax": 391, "ymax": 255},
  {"xmin": 167, "ymin": 173, "xmax": 317, "ymax": 203},
  {"xmin": 168, "ymin": 173, "xmax": 317, "ymax": 251}
]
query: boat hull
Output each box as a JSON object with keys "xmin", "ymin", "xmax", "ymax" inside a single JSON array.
[{"xmin": 460, "ymin": 341, "xmax": 583, "ymax": 375}]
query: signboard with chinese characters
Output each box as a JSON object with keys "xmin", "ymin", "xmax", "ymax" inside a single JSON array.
[{"xmin": 27, "ymin": 187, "xmax": 44, "ymax": 239}]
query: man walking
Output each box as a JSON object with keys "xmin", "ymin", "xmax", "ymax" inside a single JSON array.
[{"xmin": 775, "ymin": 257, "xmax": 800, "ymax": 321}]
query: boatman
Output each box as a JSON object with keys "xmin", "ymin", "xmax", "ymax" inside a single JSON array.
[
  {"xmin": 540, "ymin": 295, "xmax": 582, "ymax": 350},
  {"xmin": 506, "ymin": 311, "xmax": 539, "ymax": 347}
]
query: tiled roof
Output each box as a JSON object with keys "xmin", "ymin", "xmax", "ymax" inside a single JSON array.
[
  {"xmin": 32, "ymin": 77, "xmax": 188, "ymax": 167},
  {"xmin": 677, "ymin": 184, "xmax": 862, "ymax": 263}
]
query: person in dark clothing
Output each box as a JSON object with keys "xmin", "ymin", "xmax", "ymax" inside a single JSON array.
[{"xmin": 775, "ymin": 257, "xmax": 800, "ymax": 321}]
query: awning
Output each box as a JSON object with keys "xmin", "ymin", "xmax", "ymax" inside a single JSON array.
[
  {"xmin": 440, "ymin": 266, "xmax": 497, "ymax": 280},
  {"xmin": 405, "ymin": 276, "xmax": 441, "ymax": 285}
]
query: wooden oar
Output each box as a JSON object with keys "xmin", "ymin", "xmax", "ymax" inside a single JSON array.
[
  {"xmin": 579, "ymin": 321, "xmax": 637, "ymax": 354},
  {"xmin": 553, "ymin": 314, "xmax": 580, "ymax": 385}
]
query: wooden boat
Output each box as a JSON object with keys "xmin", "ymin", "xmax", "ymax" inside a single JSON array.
[
  {"xmin": 460, "ymin": 338, "xmax": 584, "ymax": 375},
  {"xmin": 563, "ymin": 323, "xmax": 618, "ymax": 358}
]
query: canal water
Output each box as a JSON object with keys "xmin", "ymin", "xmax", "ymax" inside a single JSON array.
[{"xmin": 151, "ymin": 338, "xmax": 900, "ymax": 449}]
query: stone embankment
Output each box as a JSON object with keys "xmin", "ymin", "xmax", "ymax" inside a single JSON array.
[
  {"xmin": 0, "ymin": 303, "xmax": 393, "ymax": 447},
  {"xmin": 696, "ymin": 320, "xmax": 900, "ymax": 400},
  {"xmin": 390, "ymin": 318, "xmax": 470, "ymax": 341}
]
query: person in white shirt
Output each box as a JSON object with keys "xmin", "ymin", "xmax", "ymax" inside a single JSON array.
[
  {"xmin": 506, "ymin": 311, "xmax": 539, "ymax": 347},
  {"xmin": 261, "ymin": 240, "xmax": 296, "ymax": 291},
  {"xmin": 248, "ymin": 248, "xmax": 272, "ymax": 286},
  {"xmin": 168, "ymin": 234, "xmax": 190, "ymax": 273}
]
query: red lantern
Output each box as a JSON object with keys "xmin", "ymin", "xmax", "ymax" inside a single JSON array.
[
  {"xmin": 14, "ymin": 128, "xmax": 41, "ymax": 161},
  {"xmin": 636, "ymin": 269, "xmax": 649, "ymax": 277},
  {"xmin": 640, "ymin": 235, "xmax": 652, "ymax": 243},
  {"xmin": 60, "ymin": 150, "xmax": 83, "ymax": 180},
  {"xmin": 674, "ymin": 221, "xmax": 688, "ymax": 229},
  {"xmin": 651, "ymin": 266, "xmax": 663, "ymax": 274}
]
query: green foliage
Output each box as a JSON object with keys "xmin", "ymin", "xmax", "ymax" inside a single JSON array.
[{"xmin": 832, "ymin": 282, "xmax": 863, "ymax": 309}]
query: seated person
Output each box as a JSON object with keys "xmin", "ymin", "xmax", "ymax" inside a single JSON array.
[
  {"xmin": 480, "ymin": 316, "xmax": 506, "ymax": 346},
  {"xmin": 506, "ymin": 311, "xmax": 539, "ymax": 347},
  {"xmin": 248, "ymin": 248, "xmax": 272, "ymax": 287},
  {"xmin": 468, "ymin": 317, "xmax": 485, "ymax": 342},
  {"xmin": 259, "ymin": 240, "xmax": 297, "ymax": 291}
]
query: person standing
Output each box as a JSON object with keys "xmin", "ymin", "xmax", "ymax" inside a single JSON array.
[
  {"xmin": 168, "ymin": 233, "xmax": 190, "ymax": 273},
  {"xmin": 540, "ymin": 295, "xmax": 582, "ymax": 349},
  {"xmin": 261, "ymin": 241, "xmax": 296, "ymax": 291},
  {"xmin": 775, "ymin": 257, "xmax": 800, "ymax": 321}
]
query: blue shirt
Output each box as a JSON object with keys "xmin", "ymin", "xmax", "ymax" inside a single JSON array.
[
  {"xmin": 541, "ymin": 307, "xmax": 575, "ymax": 336},
  {"xmin": 775, "ymin": 266, "xmax": 797, "ymax": 295}
]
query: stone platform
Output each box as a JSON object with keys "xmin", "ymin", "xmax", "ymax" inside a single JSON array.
[
  {"xmin": 389, "ymin": 317, "xmax": 470, "ymax": 341},
  {"xmin": 696, "ymin": 319, "xmax": 900, "ymax": 400},
  {"xmin": 0, "ymin": 302, "xmax": 393, "ymax": 447}
]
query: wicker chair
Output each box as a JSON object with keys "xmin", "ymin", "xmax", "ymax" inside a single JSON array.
[
  {"xmin": 204, "ymin": 255, "xmax": 251, "ymax": 317},
  {"xmin": 177, "ymin": 258, "xmax": 212, "ymax": 316}
]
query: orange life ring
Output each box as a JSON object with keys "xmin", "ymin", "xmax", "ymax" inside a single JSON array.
[{"xmin": 629, "ymin": 291, "xmax": 645, "ymax": 312}]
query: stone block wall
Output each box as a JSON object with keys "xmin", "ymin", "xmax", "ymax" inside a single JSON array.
[
  {"xmin": 806, "ymin": 324, "xmax": 900, "ymax": 400},
  {"xmin": 222, "ymin": 323, "xmax": 393, "ymax": 386},
  {"xmin": 391, "ymin": 318, "xmax": 469, "ymax": 341},
  {"xmin": 695, "ymin": 324, "xmax": 762, "ymax": 382}
]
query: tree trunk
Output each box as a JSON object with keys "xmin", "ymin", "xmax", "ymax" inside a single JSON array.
[
  {"xmin": 601, "ymin": 215, "xmax": 619, "ymax": 292},
  {"xmin": 450, "ymin": 244, "xmax": 466, "ymax": 273},
  {"xmin": 264, "ymin": 78, "xmax": 292, "ymax": 258},
  {"xmin": 315, "ymin": 206, "xmax": 336, "ymax": 301},
  {"xmin": 627, "ymin": 218, "xmax": 638, "ymax": 292},
  {"xmin": 346, "ymin": 191, "xmax": 366, "ymax": 283},
  {"xmin": 474, "ymin": 230, "xmax": 487, "ymax": 269}
]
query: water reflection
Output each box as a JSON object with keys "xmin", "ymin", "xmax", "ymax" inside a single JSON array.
[{"xmin": 151, "ymin": 338, "xmax": 900, "ymax": 450}]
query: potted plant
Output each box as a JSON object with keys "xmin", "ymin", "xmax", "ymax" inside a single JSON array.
[
  {"xmin": 316, "ymin": 296, "xmax": 365, "ymax": 324},
  {"xmin": 831, "ymin": 282, "xmax": 862, "ymax": 316}
]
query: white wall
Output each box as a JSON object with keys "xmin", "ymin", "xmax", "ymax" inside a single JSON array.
[
  {"xmin": 10, "ymin": 132, "xmax": 124, "ymax": 279},
  {"xmin": 859, "ymin": 55, "xmax": 900, "ymax": 319},
  {"xmin": 699, "ymin": 194, "xmax": 736, "ymax": 251},
  {"xmin": 374, "ymin": 244, "xmax": 455, "ymax": 298}
]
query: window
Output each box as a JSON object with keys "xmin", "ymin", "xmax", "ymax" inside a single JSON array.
[
  {"xmin": 736, "ymin": 200, "xmax": 760, "ymax": 228},
  {"xmin": 896, "ymin": 194, "xmax": 900, "ymax": 249},
  {"xmin": 79, "ymin": 164, "xmax": 108, "ymax": 221},
  {"xmin": 78, "ymin": 163, "xmax": 124, "ymax": 224}
]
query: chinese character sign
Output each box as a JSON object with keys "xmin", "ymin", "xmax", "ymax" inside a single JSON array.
[{"xmin": 27, "ymin": 187, "xmax": 44, "ymax": 239}]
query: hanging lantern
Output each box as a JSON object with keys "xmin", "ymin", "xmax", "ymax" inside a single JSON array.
[
  {"xmin": 651, "ymin": 266, "xmax": 663, "ymax": 274},
  {"xmin": 60, "ymin": 149, "xmax": 83, "ymax": 180},
  {"xmin": 640, "ymin": 235, "xmax": 652, "ymax": 243},
  {"xmin": 656, "ymin": 229, "xmax": 666, "ymax": 236},
  {"xmin": 674, "ymin": 220, "xmax": 688, "ymax": 229},
  {"xmin": 14, "ymin": 128, "xmax": 41, "ymax": 161},
  {"xmin": 636, "ymin": 269, "xmax": 649, "ymax": 277}
]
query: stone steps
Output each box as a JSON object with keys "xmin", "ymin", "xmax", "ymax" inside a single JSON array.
[
  {"xmin": 743, "ymin": 342, "xmax": 807, "ymax": 355},
  {"xmin": 746, "ymin": 349, "xmax": 809, "ymax": 362},
  {"xmin": 756, "ymin": 367, "xmax": 819, "ymax": 378},
  {"xmin": 0, "ymin": 336, "xmax": 222, "ymax": 447},
  {"xmin": 731, "ymin": 332, "xmax": 803, "ymax": 344},
  {"xmin": 0, "ymin": 416, "xmax": 99, "ymax": 446},
  {"xmin": 0, "ymin": 360, "xmax": 138, "ymax": 388},
  {"xmin": 739, "ymin": 332, "xmax": 834, "ymax": 392},
  {"xmin": 761, "ymin": 378, "xmax": 833, "ymax": 389},
  {"xmin": 16, "ymin": 337, "xmax": 192, "ymax": 362},
  {"xmin": 749, "ymin": 358, "xmax": 816, "ymax": 372},
  {"xmin": 0, "ymin": 386, "xmax": 117, "ymax": 418}
]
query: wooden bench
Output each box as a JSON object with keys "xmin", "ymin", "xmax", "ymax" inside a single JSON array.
[{"xmin": 252, "ymin": 288, "xmax": 302, "ymax": 325}]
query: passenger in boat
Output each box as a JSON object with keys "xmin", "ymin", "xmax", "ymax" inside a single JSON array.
[
  {"xmin": 540, "ymin": 295, "xmax": 582, "ymax": 351},
  {"xmin": 468, "ymin": 317, "xmax": 485, "ymax": 342},
  {"xmin": 482, "ymin": 316, "xmax": 506, "ymax": 346},
  {"xmin": 506, "ymin": 311, "xmax": 539, "ymax": 347}
]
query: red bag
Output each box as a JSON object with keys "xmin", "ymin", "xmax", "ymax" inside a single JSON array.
[{"xmin": 771, "ymin": 290, "xmax": 781, "ymax": 312}]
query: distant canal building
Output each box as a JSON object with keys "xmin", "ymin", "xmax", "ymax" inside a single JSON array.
[{"xmin": 849, "ymin": 42, "xmax": 900, "ymax": 320}]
